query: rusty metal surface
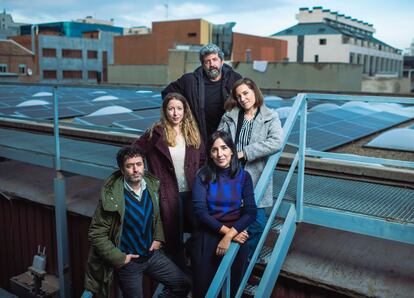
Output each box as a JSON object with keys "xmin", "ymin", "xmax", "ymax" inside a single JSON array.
[{"xmin": 0, "ymin": 195, "xmax": 91, "ymax": 297}]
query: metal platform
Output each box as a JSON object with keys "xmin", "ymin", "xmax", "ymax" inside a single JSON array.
[
  {"xmin": 275, "ymin": 171, "xmax": 414, "ymax": 224},
  {"xmin": 275, "ymin": 170, "xmax": 414, "ymax": 245}
]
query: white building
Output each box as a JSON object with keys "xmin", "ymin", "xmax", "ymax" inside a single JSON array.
[
  {"xmin": 0, "ymin": 9, "xmax": 26, "ymax": 39},
  {"xmin": 273, "ymin": 7, "xmax": 403, "ymax": 77}
]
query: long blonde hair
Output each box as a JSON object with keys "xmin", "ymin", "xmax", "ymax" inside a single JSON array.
[{"xmin": 150, "ymin": 92, "xmax": 201, "ymax": 148}]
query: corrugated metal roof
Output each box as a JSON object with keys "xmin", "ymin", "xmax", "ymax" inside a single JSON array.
[{"xmin": 275, "ymin": 171, "xmax": 414, "ymax": 223}]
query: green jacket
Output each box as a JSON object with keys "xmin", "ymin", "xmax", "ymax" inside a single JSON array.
[{"xmin": 84, "ymin": 170, "xmax": 165, "ymax": 297}]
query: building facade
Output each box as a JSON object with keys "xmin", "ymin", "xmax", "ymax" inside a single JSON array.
[
  {"xmin": 11, "ymin": 21, "xmax": 121, "ymax": 83},
  {"xmin": 0, "ymin": 39, "xmax": 37, "ymax": 82},
  {"xmin": 113, "ymin": 18, "xmax": 287, "ymax": 65},
  {"xmin": 273, "ymin": 7, "xmax": 403, "ymax": 77},
  {"xmin": 0, "ymin": 9, "xmax": 25, "ymax": 39}
]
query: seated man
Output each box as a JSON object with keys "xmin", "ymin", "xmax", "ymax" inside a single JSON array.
[{"xmin": 84, "ymin": 145, "xmax": 190, "ymax": 298}]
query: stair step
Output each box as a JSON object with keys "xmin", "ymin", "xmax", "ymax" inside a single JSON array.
[
  {"xmin": 271, "ymin": 218, "xmax": 284, "ymax": 232},
  {"xmin": 243, "ymin": 284, "xmax": 258, "ymax": 296},
  {"xmin": 257, "ymin": 245, "xmax": 273, "ymax": 265}
]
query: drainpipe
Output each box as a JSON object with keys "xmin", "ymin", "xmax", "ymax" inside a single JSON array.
[{"xmin": 31, "ymin": 25, "xmax": 36, "ymax": 55}]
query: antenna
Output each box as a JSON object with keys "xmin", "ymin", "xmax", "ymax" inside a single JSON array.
[{"xmin": 164, "ymin": 1, "xmax": 169, "ymax": 19}]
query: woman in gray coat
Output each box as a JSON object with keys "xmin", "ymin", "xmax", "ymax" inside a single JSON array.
[{"xmin": 218, "ymin": 77, "xmax": 283, "ymax": 255}]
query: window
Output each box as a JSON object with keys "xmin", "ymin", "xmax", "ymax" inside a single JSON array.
[
  {"xmin": 319, "ymin": 38, "xmax": 327, "ymax": 45},
  {"xmin": 349, "ymin": 53, "xmax": 355, "ymax": 64},
  {"xmin": 63, "ymin": 70, "xmax": 82, "ymax": 79},
  {"xmin": 43, "ymin": 70, "xmax": 57, "ymax": 79},
  {"xmin": 87, "ymin": 50, "xmax": 98, "ymax": 59},
  {"xmin": 314, "ymin": 55, "xmax": 319, "ymax": 62},
  {"xmin": 187, "ymin": 32, "xmax": 197, "ymax": 38},
  {"xmin": 42, "ymin": 48, "xmax": 56, "ymax": 57},
  {"xmin": 0, "ymin": 64, "xmax": 7, "ymax": 72},
  {"xmin": 62, "ymin": 49, "xmax": 82, "ymax": 59},
  {"xmin": 88, "ymin": 71, "xmax": 98, "ymax": 79},
  {"xmin": 19, "ymin": 64, "xmax": 26, "ymax": 74}
]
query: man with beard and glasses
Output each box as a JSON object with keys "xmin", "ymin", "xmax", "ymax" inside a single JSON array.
[
  {"xmin": 84, "ymin": 146, "xmax": 190, "ymax": 298},
  {"xmin": 162, "ymin": 43, "xmax": 242, "ymax": 143}
]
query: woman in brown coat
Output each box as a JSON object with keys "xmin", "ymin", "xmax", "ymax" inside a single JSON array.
[{"xmin": 133, "ymin": 92, "xmax": 205, "ymax": 268}]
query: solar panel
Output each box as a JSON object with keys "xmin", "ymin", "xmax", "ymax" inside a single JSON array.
[
  {"xmin": 288, "ymin": 128, "xmax": 352, "ymax": 151},
  {"xmin": 319, "ymin": 121, "xmax": 377, "ymax": 139},
  {"xmin": 134, "ymin": 109, "xmax": 161, "ymax": 118},
  {"xmin": 307, "ymin": 112, "xmax": 343, "ymax": 126},
  {"xmin": 113, "ymin": 117, "xmax": 159, "ymax": 132},
  {"xmin": 75, "ymin": 112, "xmax": 143, "ymax": 127},
  {"xmin": 318, "ymin": 109, "xmax": 363, "ymax": 120},
  {"xmin": 18, "ymin": 106, "xmax": 83, "ymax": 119},
  {"xmin": 353, "ymin": 115, "xmax": 393, "ymax": 130},
  {"xmin": 369, "ymin": 111, "xmax": 409, "ymax": 123}
]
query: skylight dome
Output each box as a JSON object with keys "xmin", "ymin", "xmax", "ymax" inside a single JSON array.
[
  {"xmin": 17, "ymin": 100, "xmax": 49, "ymax": 107},
  {"xmin": 265, "ymin": 96, "xmax": 284, "ymax": 101},
  {"xmin": 366, "ymin": 128, "xmax": 414, "ymax": 152},
  {"xmin": 275, "ymin": 107, "xmax": 291, "ymax": 119},
  {"xmin": 88, "ymin": 106, "xmax": 133, "ymax": 117},
  {"xmin": 32, "ymin": 92, "xmax": 52, "ymax": 97},
  {"xmin": 311, "ymin": 103, "xmax": 339, "ymax": 113},
  {"xmin": 92, "ymin": 95, "xmax": 119, "ymax": 102}
]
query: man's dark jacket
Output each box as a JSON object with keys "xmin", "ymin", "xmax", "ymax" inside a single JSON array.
[{"xmin": 162, "ymin": 64, "xmax": 242, "ymax": 141}]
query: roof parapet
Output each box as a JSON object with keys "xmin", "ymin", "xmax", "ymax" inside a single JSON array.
[{"xmin": 296, "ymin": 6, "xmax": 375, "ymax": 34}]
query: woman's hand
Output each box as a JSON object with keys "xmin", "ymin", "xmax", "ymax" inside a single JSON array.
[
  {"xmin": 237, "ymin": 151, "xmax": 244, "ymax": 159},
  {"xmin": 216, "ymin": 234, "xmax": 232, "ymax": 256},
  {"xmin": 233, "ymin": 230, "xmax": 249, "ymax": 244}
]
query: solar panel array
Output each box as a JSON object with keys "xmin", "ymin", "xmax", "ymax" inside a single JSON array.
[
  {"xmin": 1, "ymin": 85, "xmax": 412, "ymax": 150},
  {"xmin": 0, "ymin": 85, "xmax": 162, "ymax": 119},
  {"xmin": 284, "ymin": 109, "xmax": 412, "ymax": 151}
]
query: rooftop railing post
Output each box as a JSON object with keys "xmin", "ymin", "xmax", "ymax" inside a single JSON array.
[
  {"xmin": 52, "ymin": 86, "xmax": 71, "ymax": 297},
  {"xmin": 221, "ymin": 272, "xmax": 230, "ymax": 298},
  {"xmin": 53, "ymin": 86, "xmax": 61, "ymax": 171},
  {"xmin": 296, "ymin": 95, "xmax": 307, "ymax": 222}
]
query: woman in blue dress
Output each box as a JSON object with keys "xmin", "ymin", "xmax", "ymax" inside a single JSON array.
[{"xmin": 191, "ymin": 130, "xmax": 257, "ymax": 297}]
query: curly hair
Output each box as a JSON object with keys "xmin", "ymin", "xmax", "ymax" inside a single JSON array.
[{"xmin": 150, "ymin": 92, "xmax": 201, "ymax": 148}]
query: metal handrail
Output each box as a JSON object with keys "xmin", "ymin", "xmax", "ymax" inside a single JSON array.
[
  {"xmin": 235, "ymin": 153, "xmax": 299, "ymax": 298},
  {"xmin": 205, "ymin": 94, "xmax": 307, "ymax": 297}
]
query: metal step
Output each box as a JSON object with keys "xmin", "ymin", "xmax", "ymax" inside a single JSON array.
[
  {"xmin": 243, "ymin": 284, "xmax": 258, "ymax": 296},
  {"xmin": 257, "ymin": 245, "xmax": 273, "ymax": 265},
  {"xmin": 271, "ymin": 218, "xmax": 284, "ymax": 233}
]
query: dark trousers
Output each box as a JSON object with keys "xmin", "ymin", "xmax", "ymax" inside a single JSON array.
[
  {"xmin": 117, "ymin": 250, "xmax": 191, "ymax": 298},
  {"xmin": 248, "ymin": 207, "xmax": 266, "ymax": 257},
  {"xmin": 190, "ymin": 228, "xmax": 249, "ymax": 298}
]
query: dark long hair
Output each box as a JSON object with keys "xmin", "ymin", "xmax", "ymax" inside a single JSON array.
[{"xmin": 199, "ymin": 130, "xmax": 240, "ymax": 183}]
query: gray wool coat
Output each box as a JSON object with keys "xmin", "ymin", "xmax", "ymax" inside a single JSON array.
[{"xmin": 218, "ymin": 105, "xmax": 283, "ymax": 208}]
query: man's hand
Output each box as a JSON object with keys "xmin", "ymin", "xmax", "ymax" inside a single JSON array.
[
  {"xmin": 149, "ymin": 240, "xmax": 161, "ymax": 251},
  {"xmin": 233, "ymin": 230, "xmax": 249, "ymax": 244},
  {"xmin": 124, "ymin": 254, "xmax": 139, "ymax": 264}
]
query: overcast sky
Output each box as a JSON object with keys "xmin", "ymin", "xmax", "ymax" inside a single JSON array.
[{"xmin": 2, "ymin": 0, "xmax": 413, "ymax": 51}]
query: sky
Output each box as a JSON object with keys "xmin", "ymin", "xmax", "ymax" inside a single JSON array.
[{"xmin": 2, "ymin": 0, "xmax": 413, "ymax": 51}]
